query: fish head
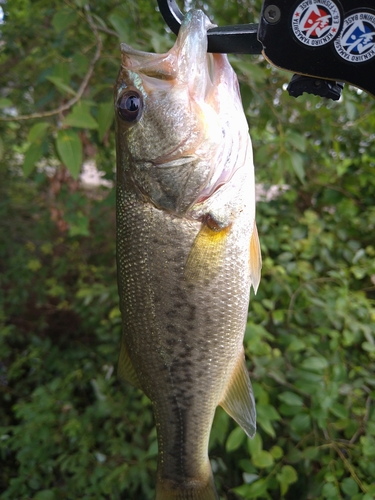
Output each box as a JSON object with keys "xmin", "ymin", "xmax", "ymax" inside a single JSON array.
[{"xmin": 115, "ymin": 9, "xmax": 250, "ymax": 214}]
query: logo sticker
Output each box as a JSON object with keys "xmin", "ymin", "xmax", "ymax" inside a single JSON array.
[
  {"xmin": 292, "ymin": 1, "xmax": 341, "ymax": 47},
  {"xmin": 334, "ymin": 12, "xmax": 375, "ymax": 63}
]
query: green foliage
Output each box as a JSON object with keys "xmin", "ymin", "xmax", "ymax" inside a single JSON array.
[{"xmin": 1, "ymin": 0, "xmax": 375, "ymax": 499}]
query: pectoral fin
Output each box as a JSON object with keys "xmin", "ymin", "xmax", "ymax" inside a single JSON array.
[
  {"xmin": 249, "ymin": 222, "xmax": 262, "ymax": 294},
  {"xmin": 184, "ymin": 221, "xmax": 231, "ymax": 282},
  {"xmin": 219, "ymin": 354, "xmax": 256, "ymax": 438},
  {"xmin": 117, "ymin": 340, "xmax": 142, "ymax": 390}
]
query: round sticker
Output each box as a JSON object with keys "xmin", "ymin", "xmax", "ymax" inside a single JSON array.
[
  {"xmin": 292, "ymin": 1, "xmax": 341, "ymax": 47},
  {"xmin": 334, "ymin": 12, "xmax": 375, "ymax": 63}
]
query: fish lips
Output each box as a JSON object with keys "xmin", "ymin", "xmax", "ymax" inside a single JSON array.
[{"xmin": 118, "ymin": 10, "xmax": 236, "ymax": 109}]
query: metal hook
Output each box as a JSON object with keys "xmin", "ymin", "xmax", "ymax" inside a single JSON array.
[{"xmin": 156, "ymin": 0, "xmax": 262, "ymax": 54}]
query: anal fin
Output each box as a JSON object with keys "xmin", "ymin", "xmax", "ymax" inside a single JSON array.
[
  {"xmin": 117, "ymin": 340, "xmax": 142, "ymax": 390},
  {"xmin": 219, "ymin": 354, "xmax": 256, "ymax": 438}
]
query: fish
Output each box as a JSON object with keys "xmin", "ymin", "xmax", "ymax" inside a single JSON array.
[{"xmin": 115, "ymin": 9, "xmax": 261, "ymax": 500}]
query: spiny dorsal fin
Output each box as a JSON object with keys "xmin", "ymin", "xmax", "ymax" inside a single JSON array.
[
  {"xmin": 249, "ymin": 222, "xmax": 262, "ymax": 294},
  {"xmin": 117, "ymin": 340, "xmax": 142, "ymax": 390},
  {"xmin": 219, "ymin": 354, "xmax": 256, "ymax": 438}
]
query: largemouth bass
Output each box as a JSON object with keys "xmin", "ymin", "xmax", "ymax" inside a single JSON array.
[{"xmin": 115, "ymin": 9, "xmax": 261, "ymax": 500}]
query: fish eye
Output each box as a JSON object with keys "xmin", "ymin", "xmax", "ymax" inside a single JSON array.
[{"xmin": 116, "ymin": 89, "xmax": 143, "ymax": 123}]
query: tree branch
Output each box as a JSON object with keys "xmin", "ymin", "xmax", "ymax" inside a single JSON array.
[{"xmin": 0, "ymin": 5, "xmax": 102, "ymax": 122}]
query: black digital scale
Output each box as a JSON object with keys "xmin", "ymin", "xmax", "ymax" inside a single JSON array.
[{"xmin": 157, "ymin": 0, "xmax": 375, "ymax": 100}]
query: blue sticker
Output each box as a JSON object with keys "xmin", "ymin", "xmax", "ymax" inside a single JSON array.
[{"xmin": 334, "ymin": 12, "xmax": 375, "ymax": 63}]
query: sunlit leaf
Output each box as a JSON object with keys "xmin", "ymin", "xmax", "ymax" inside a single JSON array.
[
  {"xmin": 277, "ymin": 465, "xmax": 298, "ymax": 496},
  {"xmin": 247, "ymin": 433, "xmax": 262, "ymax": 457},
  {"xmin": 27, "ymin": 122, "xmax": 50, "ymax": 143},
  {"xmin": 63, "ymin": 103, "xmax": 98, "ymax": 130},
  {"xmin": 252, "ymin": 450, "xmax": 274, "ymax": 468},
  {"xmin": 56, "ymin": 129, "xmax": 82, "ymax": 178},
  {"xmin": 23, "ymin": 142, "xmax": 43, "ymax": 176}
]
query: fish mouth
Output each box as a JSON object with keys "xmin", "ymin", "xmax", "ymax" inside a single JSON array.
[{"xmin": 119, "ymin": 10, "xmax": 217, "ymax": 95}]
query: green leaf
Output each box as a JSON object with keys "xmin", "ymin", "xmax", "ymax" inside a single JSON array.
[
  {"xmin": 33, "ymin": 489, "xmax": 56, "ymax": 500},
  {"xmin": 340, "ymin": 477, "xmax": 359, "ymax": 497},
  {"xmin": 0, "ymin": 136, "xmax": 3, "ymax": 160},
  {"xmin": 64, "ymin": 103, "xmax": 98, "ymax": 130},
  {"xmin": 290, "ymin": 413, "xmax": 311, "ymax": 432},
  {"xmin": 257, "ymin": 404, "xmax": 280, "ymax": 437},
  {"xmin": 330, "ymin": 403, "xmax": 349, "ymax": 419},
  {"xmin": 286, "ymin": 130, "xmax": 307, "ymax": 152},
  {"xmin": 248, "ymin": 433, "xmax": 262, "ymax": 457},
  {"xmin": 71, "ymin": 53, "xmax": 89, "ymax": 77},
  {"xmin": 233, "ymin": 479, "xmax": 269, "ymax": 498},
  {"xmin": 252, "ymin": 450, "xmax": 274, "ymax": 469},
  {"xmin": 108, "ymin": 13, "xmax": 129, "ymax": 41},
  {"xmin": 270, "ymin": 445, "xmax": 283, "ymax": 460},
  {"xmin": 360, "ymin": 436, "xmax": 375, "ymax": 457},
  {"xmin": 23, "ymin": 142, "xmax": 43, "ymax": 176},
  {"xmin": 277, "ymin": 465, "xmax": 298, "ymax": 496},
  {"xmin": 300, "ymin": 357, "xmax": 328, "ymax": 372},
  {"xmin": 56, "ymin": 129, "xmax": 82, "ymax": 179},
  {"xmin": 362, "ymin": 341, "xmax": 375, "ymax": 353},
  {"xmin": 258, "ymin": 418, "xmax": 275, "ymax": 438},
  {"xmin": 98, "ymin": 101, "xmax": 114, "ymax": 141},
  {"xmin": 226, "ymin": 426, "xmax": 246, "ymax": 452},
  {"xmin": 209, "ymin": 407, "xmax": 230, "ymax": 448},
  {"xmin": 65, "ymin": 211, "xmax": 90, "ymax": 237},
  {"xmin": 257, "ymin": 404, "xmax": 281, "ymax": 421},
  {"xmin": 278, "ymin": 392, "xmax": 304, "ymax": 407},
  {"xmin": 52, "ymin": 9, "xmax": 77, "ymax": 33},
  {"xmin": 303, "ymin": 447, "xmax": 319, "ymax": 460},
  {"xmin": 27, "ymin": 122, "xmax": 50, "ymax": 143},
  {"xmin": 51, "ymin": 63, "xmax": 71, "ymax": 84},
  {"xmin": 47, "ymin": 76, "xmax": 76, "ymax": 96},
  {"xmin": 290, "ymin": 152, "xmax": 305, "ymax": 183},
  {"xmin": 322, "ymin": 482, "xmax": 338, "ymax": 498}
]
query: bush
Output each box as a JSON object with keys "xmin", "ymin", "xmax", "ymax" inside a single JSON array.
[{"xmin": 1, "ymin": 1, "xmax": 374, "ymax": 499}]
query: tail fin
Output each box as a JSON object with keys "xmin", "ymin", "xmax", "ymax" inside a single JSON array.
[{"xmin": 155, "ymin": 473, "xmax": 219, "ymax": 500}]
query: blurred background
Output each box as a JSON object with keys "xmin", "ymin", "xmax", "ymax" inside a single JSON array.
[{"xmin": 1, "ymin": 0, "xmax": 375, "ymax": 499}]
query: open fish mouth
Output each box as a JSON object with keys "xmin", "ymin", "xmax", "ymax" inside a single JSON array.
[{"xmin": 120, "ymin": 11, "xmax": 217, "ymax": 98}]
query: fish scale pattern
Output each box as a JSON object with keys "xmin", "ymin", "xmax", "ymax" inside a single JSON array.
[{"xmin": 117, "ymin": 183, "xmax": 252, "ymax": 493}]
